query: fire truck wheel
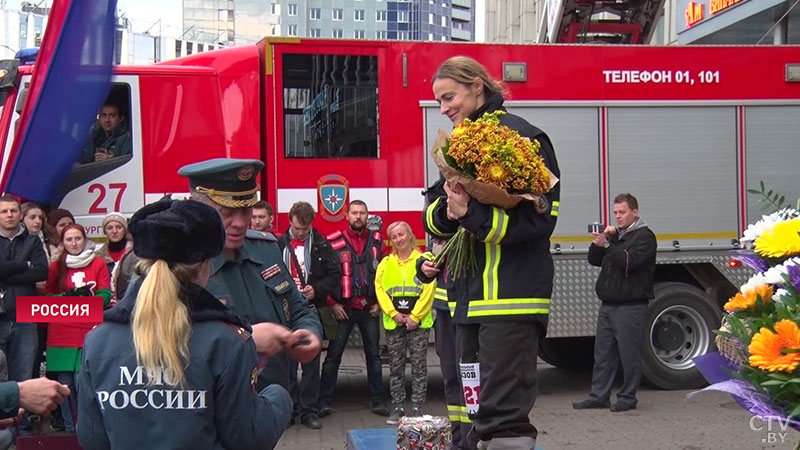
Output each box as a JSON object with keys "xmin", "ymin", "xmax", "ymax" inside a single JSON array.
[
  {"xmin": 642, "ymin": 282, "xmax": 721, "ymax": 390},
  {"xmin": 538, "ymin": 337, "xmax": 595, "ymax": 371}
]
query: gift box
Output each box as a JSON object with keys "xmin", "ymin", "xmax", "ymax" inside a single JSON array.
[{"xmin": 396, "ymin": 415, "xmax": 451, "ymax": 450}]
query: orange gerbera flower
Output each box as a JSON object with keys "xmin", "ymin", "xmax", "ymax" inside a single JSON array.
[
  {"xmin": 749, "ymin": 320, "xmax": 800, "ymax": 373},
  {"xmin": 723, "ymin": 284, "xmax": 773, "ymax": 312}
]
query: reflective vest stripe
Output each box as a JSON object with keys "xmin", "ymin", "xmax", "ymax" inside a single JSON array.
[
  {"xmin": 482, "ymin": 208, "xmax": 507, "ymax": 300},
  {"xmin": 434, "ymin": 287, "xmax": 448, "ymax": 301},
  {"xmin": 425, "ymin": 198, "xmax": 452, "ymax": 237},
  {"xmin": 386, "ymin": 286, "xmax": 424, "ymax": 296},
  {"xmin": 448, "ymin": 301, "xmax": 456, "ymax": 317},
  {"xmin": 482, "ymin": 240, "xmax": 501, "ymax": 300},
  {"xmin": 447, "ymin": 405, "xmax": 472, "ymax": 423},
  {"xmin": 485, "ymin": 207, "xmax": 509, "ymax": 245},
  {"xmin": 551, "ymin": 200, "xmax": 560, "ymax": 217},
  {"xmin": 466, "ymin": 298, "xmax": 551, "ymax": 318}
]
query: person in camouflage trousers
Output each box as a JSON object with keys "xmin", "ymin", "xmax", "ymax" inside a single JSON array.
[
  {"xmin": 375, "ymin": 221, "xmax": 435, "ymax": 424},
  {"xmin": 387, "ymin": 326, "xmax": 431, "ymax": 406}
]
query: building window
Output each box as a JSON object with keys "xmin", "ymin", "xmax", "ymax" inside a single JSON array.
[
  {"xmin": 429, "ymin": 33, "xmax": 434, "ymax": 41},
  {"xmin": 333, "ymin": 8, "xmax": 343, "ymax": 20},
  {"xmin": 398, "ymin": 31, "xmax": 409, "ymax": 40},
  {"xmin": 288, "ymin": 4, "xmax": 297, "ymax": 16},
  {"xmin": 354, "ymin": 29, "xmax": 365, "ymax": 39},
  {"xmin": 19, "ymin": 13, "xmax": 28, "ymax": 46},
  {"xmin": 288, "ymin": 24, "xmax": 297, "ymax": 36},
  {"xmin": 354, "ymin": 9, "xmax": 365, "ymax": 21},
  {"xmin": 310, "ymin": 8, "xmax": 321, "ymax": 20},
  {"xmin": 218, "ymin": 9, "xmax": 228, "ymax": 21},
  {"xmin": 281, "ymin": 53, "xmax": 380, "ymax": 158},
  {"xmin": 332, "ymin": 29, "xmax": 343, "ymax": 38},
  {"xmin": 376, "ymin": 10, "xmax": 387, "ymax": 21},
  {"xmin": 376, "ymin": 30, "xmax": 388, "ymax": 39},
  {"xmin": 310, "ymin": 28, "xmax": 321, "ymax": 37},
  {"xmin": 271, "ymin": 3, "xmax": 279, "ymax": 15},
  {"xmin": 271, "ymin": 25, "xmax": 279, "ymax": 36},
  {"xmin": 398, "ymin": 11, "xmax": 408, "ymax": 22},
  {"xmin": 429, "ymin": 13, "xmax": 434, "ymax": 24},
  {"xmin": 441, "ymin": 16, "xmax": 447, "ymax": 27}
]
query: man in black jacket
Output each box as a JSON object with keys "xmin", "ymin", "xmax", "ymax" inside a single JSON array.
[
  {"xmin": 574, "ymin": 193, "xmax": 657, "ymax": 412},
  {"xmin": 277, "ymin": 201, "xmax": 341, "ymax": 429},
  {"xmin": 0, "ymin": 196, "xmax": 49, "ymax": 435},
  {"xmin": 0, "ymin": 196, "xmax": 48, "ymax": 383}
]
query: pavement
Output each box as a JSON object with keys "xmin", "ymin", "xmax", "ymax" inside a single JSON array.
[{"xmin": 277, "ymin": 345, "xmax": 798, "ymax": 450}]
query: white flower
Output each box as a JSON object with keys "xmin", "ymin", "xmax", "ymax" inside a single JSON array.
[
  {"xmin": 740, "ymin": 208, "xmax": 800, "ymax": 246},
  {"xmin": 741, "ymin": 272, "xmax": 769, "ymax": 294},
  {"xmin": 773, "ymin": 288, "xmax": 791, "ymax": 303},
  {"xmin": 762, "ymin": 257, "xmax": 800, "ymax": 286}
]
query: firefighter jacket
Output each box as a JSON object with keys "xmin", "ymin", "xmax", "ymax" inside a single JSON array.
[
  {"xmin": 416, "ymin": 252, "xmax": 454, "ymax": 315},
  {"xmin": 327, "ymin": 228, "xmax": 383, "ymax": 309},
  {"xmin": 423, "ymin": 92, "xmax": 560, "ymax": 326},
  {"xmin": 375, "ymin": 249, "xmax": 434, "ymax": 331}
]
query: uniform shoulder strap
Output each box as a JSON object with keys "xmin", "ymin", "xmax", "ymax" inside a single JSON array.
[
  {"xmin": 222, "ymin": 322, "xmax": 252, "ymax": 342},
  {"xmin": 246, "ymin": 230, "xmax": 277, "ymax": 242}
]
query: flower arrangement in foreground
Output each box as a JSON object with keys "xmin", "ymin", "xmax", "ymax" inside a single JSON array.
[
  {"xmin": 693, "ymin": 204, "xmax": 800, "ymax": 440},
  {"xmin": 430, "ymin": 111, "xmax": 557, "ymax": 277}
]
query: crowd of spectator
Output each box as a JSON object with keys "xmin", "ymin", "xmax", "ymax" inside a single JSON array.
[{"xmin": 0, "ymin": 197, "xmax": 133, "ymax": 445}]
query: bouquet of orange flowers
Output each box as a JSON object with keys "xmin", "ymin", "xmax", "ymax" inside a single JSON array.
[
  {"xmin": 430, "ymin": 111, "xmax": 557, "ymax": 277},
  {"xmin": 693, "ymin": 203, "xmax": 800, "ymax": 439}
]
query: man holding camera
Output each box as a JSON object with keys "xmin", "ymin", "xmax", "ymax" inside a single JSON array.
[{"xmin": 573, "ymin": 193, "xmax": 656, "ymax": 412}]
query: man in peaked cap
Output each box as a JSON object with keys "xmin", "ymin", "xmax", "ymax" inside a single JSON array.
[{"xmin": 179, "ymin": 158, "xmax": 323, "ymax": 391}]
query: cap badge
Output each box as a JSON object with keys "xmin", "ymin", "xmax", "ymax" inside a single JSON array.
[{"xmin": 238, "ymin": 165, "xmax": 255, "ymax": 181}]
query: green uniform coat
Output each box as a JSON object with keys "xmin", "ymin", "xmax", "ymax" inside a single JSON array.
[{"xmin": 205, "ymin": 232, "xmax": 322, "ymax": 390}]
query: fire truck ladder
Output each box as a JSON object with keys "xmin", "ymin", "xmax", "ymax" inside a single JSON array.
[{"xmin": 555, "ymin": 0, "xmax": 666, "ymax": 44}]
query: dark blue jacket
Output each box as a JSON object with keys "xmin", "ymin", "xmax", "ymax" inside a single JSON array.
[
  {"xmin": 77, "ymin": 280, "xmax": 292, "ymax": 450},
  {"xmin": 0, "ymin": 224, "xmax": 49, "ymax": 318}
]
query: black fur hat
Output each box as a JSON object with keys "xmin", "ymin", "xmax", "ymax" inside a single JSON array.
[{"xmin": 129, "ymin": 200, "xmax": 225, "ymax": 264}]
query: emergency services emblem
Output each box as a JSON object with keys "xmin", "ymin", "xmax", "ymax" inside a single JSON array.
[
  {"xmin": 250, "ymin": 366, "xmax": 258, "ymax": 393},
  {"xmin": 317, "ymin": 174, "xmax": 349, "ymax": 222},
  {"xmin": 282, "ymin": 298, "xmax": 291, "ymax": 322},
  {"xmin": 237, "ymin": 165, "xmax": 255, "ymax": 181}
]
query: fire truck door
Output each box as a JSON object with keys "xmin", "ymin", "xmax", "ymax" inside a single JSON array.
[{"xmin": 58, "ymin": 75, "xmax": 144, "ymax": 238}]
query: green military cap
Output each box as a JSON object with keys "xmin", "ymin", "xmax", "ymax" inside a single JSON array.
[{"xmin": 178, "ymin": 158, "xmax": 265, "ymax": 209}]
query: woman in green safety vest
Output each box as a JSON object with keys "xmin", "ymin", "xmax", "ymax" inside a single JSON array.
[{"xmin": 375, "ymin": 221, "xmax": 435, "ymax": 425}]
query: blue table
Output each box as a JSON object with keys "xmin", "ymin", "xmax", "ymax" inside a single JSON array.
[{"xmin": 346, "ymin": 428, "xmax": 543, "ymax": 450}]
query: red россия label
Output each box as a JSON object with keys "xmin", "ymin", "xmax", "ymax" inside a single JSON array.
[{"xmin": 16, "ymin": 296, "xmax": 104, "ymax": 323}]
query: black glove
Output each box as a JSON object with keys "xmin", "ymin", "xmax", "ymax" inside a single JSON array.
[{"xmin": 66, "ymin": 285, "xmax": 92, "ymax": 297}]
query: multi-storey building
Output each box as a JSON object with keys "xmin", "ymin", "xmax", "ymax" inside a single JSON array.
[{"xmin": 182, "ymin": 0, "xmax": 476, "ymax": 45}]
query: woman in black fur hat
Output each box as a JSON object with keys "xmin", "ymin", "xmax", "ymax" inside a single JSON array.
[{"xmin": 77, "ymin": 199, "xmax": 294, "ymax": 450}]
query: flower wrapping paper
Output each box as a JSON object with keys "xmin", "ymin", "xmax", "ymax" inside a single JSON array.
[
  {"xmin": 396, "ymin": 415, "xmax": 452, "ymax": 450},
  {"xmin": 431, "ymin": 129, "xmax": 558, "ymax": 210}
]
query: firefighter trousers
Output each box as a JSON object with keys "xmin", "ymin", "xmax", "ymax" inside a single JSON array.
[
  {"xmin": 434, "ymin": 310, "xmax": 477, "ymax": 450},
  {"xmin": 459, "ymin": 321, "xmax": 541, "ymax": 450}
]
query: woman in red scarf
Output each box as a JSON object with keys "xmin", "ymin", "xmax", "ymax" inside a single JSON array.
[{"xmin": 45, "ymin": 224, "xmax": 111, "ymax": 433}]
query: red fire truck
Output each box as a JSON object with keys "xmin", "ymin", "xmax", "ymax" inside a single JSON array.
[{"xmin": 1, "ymin": 39, "xmax": 799, "ymax": 389}]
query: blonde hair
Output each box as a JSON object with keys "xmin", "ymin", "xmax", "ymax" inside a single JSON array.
[
  {"xmin": 387, "ymin": 221, "xmax": 414, "ymax": 254},
  {"xmin": 432, "ymin": 56, "xmax": 505, "ymax": 98},
  {"xmin": 131, "ymin": 259, "xmax": 202, "ymax": 387}
]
